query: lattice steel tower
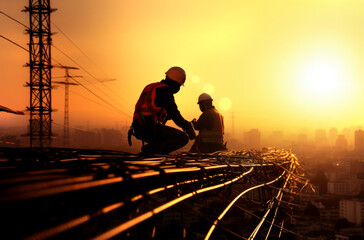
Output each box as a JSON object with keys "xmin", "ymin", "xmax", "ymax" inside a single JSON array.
[
  {"xmin": 54, "ymin": 66, "xmax": 80, "ymax": 147},
  {"xmin": 24, "ymin": 0, "xmax": 55, "ymax": 147}
]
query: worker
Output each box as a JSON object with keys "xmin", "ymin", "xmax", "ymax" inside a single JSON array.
[
  {"xmin": 190, "ymin": 93, "xmax": 227, "ymax": 153},
  {"xmin": 129, "ymin": 66, "xmax": 196, "ymax": 154}
]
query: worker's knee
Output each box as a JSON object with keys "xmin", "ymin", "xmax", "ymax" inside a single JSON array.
[
  {"xmin": 180, "ymin": 133, "xmax": 189, "ymax": 146},
  {"xmin": 172, "ymin": 130, "xmax": 188, "ymax": 149}
]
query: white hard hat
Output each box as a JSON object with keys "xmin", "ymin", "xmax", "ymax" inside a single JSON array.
[
  {"xmin": 198, "ymin": 93, "xmax": 213, "ymax": 104},
  {"xmin": 165, "ymin": 66, "xmax": 186, "ymax": 86}
]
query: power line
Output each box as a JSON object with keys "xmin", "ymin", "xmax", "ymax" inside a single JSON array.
[
  {"xmin": 52, "ymin": 45, "xmax": 131, "ymax": 115},
  {"xmin": 52, "ymin": 22, "xmax": 130, "ymax": 107},
  {"xmin": 0, "ymin": 9, "xmax": 131, "ymax": 118},
  {"xmin": 53, "ymin": 121, "xmax": 98, "ymax": 133},
  {"xmin": 52, "ymin": 22, "xmax": 111, "ymax": 79},
  {"xmin": 0, "ymin": 10, "xmax": 28, "ymax": 29},
  {"xmin": 0, "ymin": 34, "xmax": 28, "ymax": 52},
  {"xmin": 57, "ymin": 84, "xmax": 126, "ymax": 115},
  {"xmin": 68, "ymin": 76, "xmax": 131, "ymax": 118},
  {"xmin": 0, "ymin": 32, "xmax": 130, "ymax": 119},
  {"xmin": 0, "ymin": 37, "xmax": 131, "ymax": 119}
]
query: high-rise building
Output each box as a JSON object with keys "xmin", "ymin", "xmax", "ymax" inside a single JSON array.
[
  {"xmin": 329, "ymin": 128, "xmax": 338, "ymax": 146},
  {"xmin": 336, "ymin": 135, "xmax": 347, "ymax": 150},
  {"xmin": 339, "ymin": 199, "xmax": 364, "ymax": 225},
  {"xmin": 315, "ymin": 129, "xmax": 327, "ymax": 146},
  {"xmin": 342, "ymin": 128, "xmax": 353, "ymax": 147},
  {"xmin": 327, "ymin": 181, "xmax": 350, "ymax": 195},
  {"xmin": 354, "ymin": 130, "xmax": 364, "ymax": 152}
]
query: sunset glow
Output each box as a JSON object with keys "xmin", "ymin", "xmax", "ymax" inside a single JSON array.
[
  {"xmin": 301, "ymin": 59, "xmax": 343, "ymax": 99},
  {"xmin": 1, "ymin": 0, "xmax": 364, "ymax": 135},
  {"xmin": 2, "ymin": 2, "xmax": 364, "ymax": 238}
]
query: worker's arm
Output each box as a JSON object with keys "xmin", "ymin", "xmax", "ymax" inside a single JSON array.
[
  {"xmin": 155, "ymin": 87, "xmax": 190, "ymax": 129},
  {"xmin": 193, "ymin": 116, "xmax": 202, "ymax": 130},
  {"xmin": 194, "ymin": 111, "xmax": 214, "ymax": 131},
  {"xmin": 155, "ymin": 87, "xmax": 196, "ymax": 140}
]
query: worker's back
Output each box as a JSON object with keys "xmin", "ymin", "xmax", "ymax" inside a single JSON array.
[
  {"xmin": 198, "ymin": 108, "xmax": 224, "ymax": 144},
  {"xmin": 191, "ymin": 106, "xmax": 226, "ymax": 153}
]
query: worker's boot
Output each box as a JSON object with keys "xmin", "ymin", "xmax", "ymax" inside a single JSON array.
[
  {"xmin": 140, "ymin": 144, "xmax": 168, "ymax": 156},
  {"xmin": 139, "ymin": 144, "xmax": 156, "ymax": 157}
]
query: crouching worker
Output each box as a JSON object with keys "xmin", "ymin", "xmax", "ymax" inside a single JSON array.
[
  {"xmin": 190, "ymin": 93, "xmax": 227, "ymax": 153},
  {"xmin": 129, "ymin": 66, "xmax": 196, "ymax": 155}
]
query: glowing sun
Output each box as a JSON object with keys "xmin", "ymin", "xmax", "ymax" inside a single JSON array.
[{"xmin": 301, "ymin": 60, "xmax": 342, "ymax": 98}]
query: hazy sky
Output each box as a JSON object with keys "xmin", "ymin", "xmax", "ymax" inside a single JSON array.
[{"xmin": 1, "ymin": 0, "xmax": 364, "ymax": 135}]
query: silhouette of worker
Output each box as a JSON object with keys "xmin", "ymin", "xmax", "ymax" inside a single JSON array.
[
  {"xmin": 129, "ymin": 66, "xmax": 196, "ymax": 154},
  {"xmin": 190, "ymin": 93, "xmax": 227, "ymax": 153}
]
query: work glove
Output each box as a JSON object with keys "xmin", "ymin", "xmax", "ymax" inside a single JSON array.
[
  {"xmin": 184, "ymin": 122, "xmax": 196, "ymax": 140},
  {"xmin": 191, "ymin": 118, "xmax": 197, "ymax": 128}
]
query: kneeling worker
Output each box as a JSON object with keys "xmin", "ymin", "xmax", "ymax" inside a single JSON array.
[
  {"xmin": 190, "ymin": 93, "xmax": 227, "ymax": 153},
  {"xmin": 130, "ymin": 66, "xmax": 196, "ymax": 154}
]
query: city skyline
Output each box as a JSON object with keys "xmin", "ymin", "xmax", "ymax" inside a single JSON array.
[{"xmin": 2, "ymin": 2, "xmax": 364, "ymax": 238}]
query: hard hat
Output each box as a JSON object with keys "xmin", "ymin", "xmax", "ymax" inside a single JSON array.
[
  {"xmin": 165, "ymin": 66, "xmax": 186, "ymax": 86},
  {"xmin": 198, "ymin": 93, "xmax": 213, "ymax": 104}
]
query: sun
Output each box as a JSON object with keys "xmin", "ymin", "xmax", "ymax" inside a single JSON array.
[{"xmin": 301, "ymin": 60, "xmax": 343, "ymax": 98}]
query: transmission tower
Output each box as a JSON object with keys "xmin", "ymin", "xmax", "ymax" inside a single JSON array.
[
  {"xmin": 24, "ymin": 0, "xmax": 56, "ymax": 147},
  {"xmin": 54, "ymin": 66, "xmax": 80, "ymax": 147}
]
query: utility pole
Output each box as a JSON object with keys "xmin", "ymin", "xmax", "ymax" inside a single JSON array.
[
  {"xmin": 231, "ymin": 112, "xmax": 235, "ymax": 139},
  {"xmin": 24, "ymin": 0, "xmax": 56, "ymax": 147},
  {"xmin": 54, "ymin": 66, "xmax": 80, "ymax": 147}
]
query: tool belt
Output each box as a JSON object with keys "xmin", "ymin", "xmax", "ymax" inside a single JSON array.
[{"xmin": 128, "ymin": 118, "xmax": 160, "ymax": 146}]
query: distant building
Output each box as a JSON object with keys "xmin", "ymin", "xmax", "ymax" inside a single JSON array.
[
  {"xmin": 311, "ymin": 199, "xmax": 339, "ymax": 222},
  {"xmin": 243, "ymin": 129, "xmax": 260, "ymax": 149},
  {"xmin": 335, "ymin": 225, "xmax": 364, "ymax": 240},
  {"xmin": 352, "ymin": 160, "xmax": 364, "ymax": 194},
  {"xmin": 336, "ymin": 135, "xmax": 348, "ymax": 150},
  {"xmin": 327, "ymin": 181, "xmax": 350, "ymax": 195},
  {"xmin": 354, "ymin": 130, "xmax": 364, "ymax": 153},
  {"xmin": 329, "ymin": 128, "xmax": 338, "ymax": 146},
  {"xmin": 73, "ymin": 129, "xmax": 101, "ymax": 148},
  {"xmin": 315, "ymin": 129, "xmax": 328, "ymax": 146},
  {"xmin": 358, "ymin": 160, "xmax": 364, "ymax": 180},
  {"xmin": 340, "ymin": 199, "xmax": 364, "ymax": 225},
  {"xmin": 327, "ymin": 165, "xmax": 351, "ymax": 195}
]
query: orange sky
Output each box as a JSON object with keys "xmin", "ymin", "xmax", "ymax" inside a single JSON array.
[{"xmin": 1, "ymin": 0, "xmax": 364, "ymax": 137}]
